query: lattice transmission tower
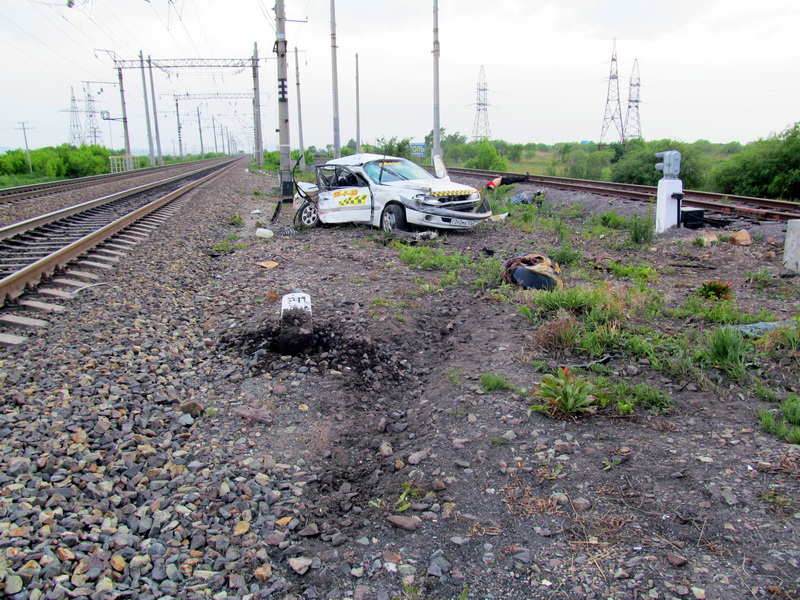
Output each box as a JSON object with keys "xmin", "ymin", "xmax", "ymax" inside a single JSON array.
[
  {"xmin": 624, "ymin": 59, "xmax": 642, "ymax": 140},
  {"xmin": 599, "ymin": 40, "xmax": 625, "ymax": 144},
  {"xmin": 84, "ymin": 84, "xmax": 103, "ymax": 146},
  {"xmin": 472, "ymin": 65, "xmax": 491, "ymax": 142},
  {"xmin": 68, "ymin": 87, "xmax": 84, "ymax": 146}
]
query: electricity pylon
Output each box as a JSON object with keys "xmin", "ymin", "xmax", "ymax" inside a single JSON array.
[
  {"xmin": 84, "ymin": 84, "xmax": 103, "ymax": 146},
  {"xmin": 471, "ymin": 65, "xmax": 491, "ymax": 142},
  {"xmin": 68, "ymin": 87, "xmax": 84, "ymax": 146},
  {"xmin": 624, "ymin": 59, "xmax": 642, "ymax": 141},
  {"xmin": 599, "ymin": 40, "xmax": 625, "ymax": 144}
]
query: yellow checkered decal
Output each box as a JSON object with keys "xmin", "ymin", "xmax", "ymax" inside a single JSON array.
[
  {"xmin": 431, "ymin": 190, "xmax": 470, "ymax": 197},
  {"xmin": 338, "ymin": 194, "xmax": 367, "ymax": 206}
]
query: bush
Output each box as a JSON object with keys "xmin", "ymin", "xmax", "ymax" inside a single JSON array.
[
  {"xmin": 709, "ymin": 123, "xmax": 800, "ymax": 200},
  {"xmin": 464, "ymin": 140, "xmax": 508, "ymax": 171}
]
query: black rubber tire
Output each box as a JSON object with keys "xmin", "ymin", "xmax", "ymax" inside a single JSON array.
[
  {"xmin": 298, "ymin": 201, "xmax": 320, "ymax": 228},
  {"xmin": 381, "ymin": 204, "xmax": 406, "ymax": 232}
]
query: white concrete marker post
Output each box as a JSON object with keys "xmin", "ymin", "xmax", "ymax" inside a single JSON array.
[
  {"xmin": 279, "ymin": 292, "xmax": 314, "ymax": 354},
  {"xmin": 784, "ymin": 219, "xmax": 800, "ymax": 273},
  {"xmin": 654, "ymin": 150, "xmax": 683, "ymax": 234}
]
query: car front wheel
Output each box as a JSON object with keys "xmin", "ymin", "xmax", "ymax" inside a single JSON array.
[
  {"xmin": 381, "ymin": 204, "xmax": 406, "ymax": 232},
  {"xmin": 298, "ymin": 201, "xmax": 320, "ymax": 228}
]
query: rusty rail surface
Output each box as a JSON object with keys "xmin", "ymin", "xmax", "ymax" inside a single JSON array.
[
  {"xmin": 0, "ymin": 158, "xmax": 229, "ymax": 204},
  {"xmin": 449, "ymin": 167, "xmax": 800, "ymax": 221},
  {"xmin": 0, "ymin": 158, "xmax": 240, "ymax": 304}
]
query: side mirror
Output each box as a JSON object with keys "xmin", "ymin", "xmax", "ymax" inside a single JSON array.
[{"xmin": 432, "ymin": 154, "xmax": 447, "ymax": 179}]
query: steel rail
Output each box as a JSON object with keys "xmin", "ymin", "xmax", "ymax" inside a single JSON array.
[
  {"xmin": 0, "ymin": 159, "xmax": 238, "ymax": 303},
  {"xmin": 449, "ymin": 167, "xmax": 800, "ymax": 221},
  {"xmin": 0, "ymin": 158, "xmax": 225, "ymax": 204},
  {"xmin": 0, "ymin": 163, "xmax": 227, "ymax": 241}
]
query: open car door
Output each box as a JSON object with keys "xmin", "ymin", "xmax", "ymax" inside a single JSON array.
[{"xmin": 315, "ymin": 165, "xmax": 373, "ymax": 224}]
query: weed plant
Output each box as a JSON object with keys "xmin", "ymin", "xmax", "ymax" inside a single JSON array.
[
  {"xmin": 757, "ymin": 395, "xmax": 800, "ymax": 443},
  {"xmin": 471, "ymin": 256, "xmax": 504, "ymax": 291},
  {"xmin": 211, "ymin": 234, "xmax": 247, "ymax": 254},
  {"xmin": 758, "ymin": 319, "xmax": 800, "ymax": 355},
  {"xmin": 229, "ymin": 214, "xmax": 245, "ymax": 227},
  {"xmin": 608, "ymin": 261, "xmax": 658, "ymax": 284},
  {"xmin": 598, "ymin": 210, "xmax": 628, "ymax": 229},
  {"xmin": 529, "ymin": 368, "xmax": 596, "ymax": 419},
  {"xmin": 704, "ymin": 327, "xmax": 749, "ymax": 381},
  {"xmin": 598, "ymin": 381, "xmax": 672, "ymax": 414},
  {"xmin": 626, "ymin": 212, "xmax": 655, "ymax": 245},
  {"xmin": 672, "ymin": 296, "xmax": 774, "ymax": 325},
  {"xmin": 480, "ymin": 373, "xmax": 519, "ymax": 393},
  {"xmin": 548, "ymin": 242, "xmax": 583, "ymax": 267},
  {"xmin": 398, "ymin": 246, "xmax": 468, "ymax": 272},
  {"xmin": 578, "ymin": 323, "xmax": 622, "ymax": 357},
  {"xmin": 696, "ymin": 281, "xmax": 733, "ymax": 300},
  {"xmin": 520, "ymin": 284, "xmax": 625, "ymax": 325},
  {"xmin": 528, "ymin": 314, "xmax": 581, "ymax": 351}
]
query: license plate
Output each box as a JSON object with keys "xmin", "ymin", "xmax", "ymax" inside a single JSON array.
[{"xmin": 449, "ymin": 218, "xmax": 476, "ymax": 227}]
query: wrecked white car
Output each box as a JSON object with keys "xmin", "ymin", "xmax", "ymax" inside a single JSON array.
[{"xmin": 294, "ymin": 153, "xmax": 491, "ymax": 232}]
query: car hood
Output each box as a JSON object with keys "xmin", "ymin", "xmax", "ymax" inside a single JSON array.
[{"xmin": 381, "ymin": 179, "xmax": 477, "ymax": 195}]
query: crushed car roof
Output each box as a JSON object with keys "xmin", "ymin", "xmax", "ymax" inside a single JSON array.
[{"xmin": 324, "ymin": 153, "xmax": 410, "ymax": 166}]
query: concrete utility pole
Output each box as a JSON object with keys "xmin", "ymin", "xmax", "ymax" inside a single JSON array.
[
  {"xmin": 252, "ymin": 43, "xmax": 264, "ymax": 167},
  {"xmin": 330, "ymin": 0, "xmax": 341, "ymax": 158},
  {"xmin": 147, "ymin": 56, "xmax": 163, "ymax": 165},
  {"xmin": 197, "ymin": 107, "xmax": 204, "ymax": 156},
  {"xmin": 275, "ymin": 0, "xmax": 292, "ymax": 198},
  {"xmin": 211, "ymin": 115, "xmax": 219, "ymax": 153},
  {"xmin": 432, "ymin": 0, "xmax": 442, "ymax": 161},
  {"xmin": 174, "ymin": 97, "xmax": 183, "ymax": 158},
  {"xmin": 117, "ymin": 66, "xmax": 131, "ymax": 155},
  {"xmin": 294, "ymin": 47, "xmax": 306, "ymax": 169},
  {"xmin": 139, "ymin": 51, "xmax": 155, "ymax": 165},
  {"xmin": 355, "ymin": 53, "xmax": 361, "ymax": 153},
  {"xmin": 15, "ymin": 122, "xmax": 33, "ymax": 173}
]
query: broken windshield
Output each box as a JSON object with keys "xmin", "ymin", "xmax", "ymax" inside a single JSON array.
[{"xmin": 364, "ymin": 158, "xmax": 431, "ymax": 184}]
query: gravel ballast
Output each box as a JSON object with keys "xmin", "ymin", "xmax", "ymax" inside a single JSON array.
[{"xmin": 1, "ymin": 163, "xmax": 798, "ymax": 600}]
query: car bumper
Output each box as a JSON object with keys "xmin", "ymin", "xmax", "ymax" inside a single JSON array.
[{"xmin": 401, "ymin": 198, "xmax": 492, "ymax": 230}]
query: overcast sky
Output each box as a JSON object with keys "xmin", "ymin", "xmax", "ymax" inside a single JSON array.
[{"xmin": 1, "ymin": 0, "xmax": 798, "ymax": 155}]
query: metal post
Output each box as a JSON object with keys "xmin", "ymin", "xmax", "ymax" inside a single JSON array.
[
  {"xmin": 16, "ymin": 122, "xmax": 33, "ymax": 173},
  {"xmin": 275, "ymin": 0, "xmax": 292, "ymax": 199},
  {"xmin": 294, "ymin": 47, "xmax": 306, "ymax": 169},
  {"xmin": 252, "ymin": 42, "xmax": 264, "ymax": 167},
  {"xmin": 174, "ymin": 97, "xmax": 183, "ymax": 158},
  {"xmin": 117, "ymin": 67, "xmax": 131, "ymax": 156},
  {"xmin": 432, "ymin": 0, "xmax": 442, "ymax": 161},
  {"xmin": 330, "ymin": 0, "xmax": 341, "ymax": 158},
  {"xmin": 212, "ymin": 115, "xmax": 219, "ymax": 154},
  {"xmin": 139, "ymin": 51, "xmax": 155, "ymax": 165},
  {"xmin": 147, "ymin": 56, "xmax": 163, "ymax": 165},
  {"xmin": 355, "ymin": 53, "xmax": 361, "ymax": 153},
  {"xmin": 197, "ymin": 107, "xmax": 204, "ymax": 156}
]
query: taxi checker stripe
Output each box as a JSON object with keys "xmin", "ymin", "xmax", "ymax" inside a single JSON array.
[{"xmin": 431, "ymin": 191, "xmax": 470, "ymax": 197}]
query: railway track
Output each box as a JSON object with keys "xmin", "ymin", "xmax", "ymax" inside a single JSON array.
[
  {"xmin": 0, "ymin": 158, "xmax": 227, "ymax": 205},
  {"xmin": 449, "ymin": 168, "xmax": 800, "ymax": 222},
  {"xmin": 0, "ymin": 157, "xmax": 241, "ymax": 346}
]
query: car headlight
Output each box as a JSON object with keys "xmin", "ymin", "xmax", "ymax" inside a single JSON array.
[{"xmin": 469, "ymin": 191, "xmax": 481, "ymax": 201}]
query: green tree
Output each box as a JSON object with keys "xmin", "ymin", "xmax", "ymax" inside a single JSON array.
[
  {"xmin": 709, "ymin": 123, "xmax": 800, "ymax": 200},
  {"xmin": 610, "ymin": 139, "xmax": 707, "ymax": 189},
  {"xmin": 464, "ymin": 140, "xmax": 508, "ymax": 170}
]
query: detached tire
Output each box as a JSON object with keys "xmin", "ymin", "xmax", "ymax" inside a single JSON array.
[
  {"xmin": 381, "ymin": 204, "xmax": 406, "ymax": 232},
  {"xmin": 297, "ymin": 201, "xmax": 320, "ymax": 228}
]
